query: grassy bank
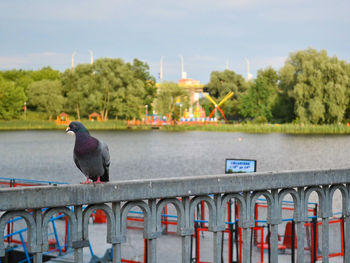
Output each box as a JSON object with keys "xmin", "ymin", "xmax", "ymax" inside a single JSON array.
[
  {"xmin": 0, "ymin": 120, "xmax": 128, "ymax": 131},
  {"xmin": 1, "ymin": 120, "xmax": 350, "ymax": 134},
  {"xmin": 162, "ymin": 123, "xmax": 350, "ymax": 134}
]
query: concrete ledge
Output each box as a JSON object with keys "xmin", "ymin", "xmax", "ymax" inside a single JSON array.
[{"xmin": 0, "ymin": 168, "xmax": 349, "ymax": 211}]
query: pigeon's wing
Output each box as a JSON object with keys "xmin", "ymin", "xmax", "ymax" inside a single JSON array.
[
  {"xmin": 73, "ymin": 153, "xmax": 83, "ymax": 172},
  {"xmin": 100, "ymin": 141, "xmax": 110, "ymax": 182}
]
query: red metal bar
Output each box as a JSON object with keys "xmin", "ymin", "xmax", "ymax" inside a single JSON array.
[
  {"xmin": 228, "ymin": 227, "xmax": 232, "ymax": 262},
  {"xmin": 196, "ymin": 226, "xmax": 200, "ymax": 263},
  {"xmin": 259, "ymin": 227, "xmax": 264, "ymax": 263},
  {"xmin": 162, "ymin": 204, "xmax": 168, "ymax": 234},
  {"xmin": 217, "ymin": 106, "xmax": 227, "ymax": 121},
  {"xmin": 238, "ymin": 227, "xmax": 242, "ymax": 263},
  {"xmin": 208, "ymin": 108, "xmax": 216, "ymax": 119}
]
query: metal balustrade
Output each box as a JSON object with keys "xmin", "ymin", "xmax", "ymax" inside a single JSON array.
[{"xmin": 0, "ymin": 168, "xmax": 350, "ymax": 263}]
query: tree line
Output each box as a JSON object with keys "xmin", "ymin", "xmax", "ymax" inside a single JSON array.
[{"xmin": 1, "ymin": 48, "xmax": 350, "ymax": 124}]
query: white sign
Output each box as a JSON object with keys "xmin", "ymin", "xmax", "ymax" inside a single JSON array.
[{"xmin": 225, "ymin": 159, "xmax": 257, "ymax": 174}]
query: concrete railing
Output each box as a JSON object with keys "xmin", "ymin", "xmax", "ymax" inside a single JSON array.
[{"xmin": 1, "ymin": 168, "xmax": 350, "ymax": 263}]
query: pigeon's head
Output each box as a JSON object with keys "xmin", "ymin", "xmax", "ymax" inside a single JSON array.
[{"xmin": 66, "ymin": 121, "xmax": 89, "ymax": 135}]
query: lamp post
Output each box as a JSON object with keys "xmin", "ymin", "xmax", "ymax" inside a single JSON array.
[{"xmin": 179, "ymin": 103, "xmax": 182, "ymax": 120}]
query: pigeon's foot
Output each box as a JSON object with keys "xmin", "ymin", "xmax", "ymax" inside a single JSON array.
[
  {"xmin": 81, "ymin": 178, "xmax": 92, "ymax": 184},
  {"xmin": 94, "ymin": 177, "xmax": 103, "ymax": 184}
]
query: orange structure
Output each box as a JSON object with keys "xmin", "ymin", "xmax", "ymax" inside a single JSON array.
[
  {"xmin": 178, "ymin": 78, "xmax": 204, "ymax": 115},
  {"xmin": 89, "ymin": 112, "xmax": 102, "ymax": 122},
  {"xmin": 56, "ymin": 112, "xmax": 70, "ymax": 125}
]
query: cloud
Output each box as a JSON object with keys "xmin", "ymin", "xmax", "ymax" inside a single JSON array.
[{"xmin": 0, "ymin": 52, "xmax": 71, "ymax": 70}]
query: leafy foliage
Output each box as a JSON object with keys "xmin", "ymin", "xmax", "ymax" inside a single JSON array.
[
  {"xmin": 240, "ymin": 67, "xmax": 279, "ymax": 121},
  {"xmin": 1, "ymin": 49, "xmax": 350, "ymax": 124},
  {"xmin": 27, "ymin": 79, "xmax": 65, "ymax": 120},
  {"xmin": 205, "ymin": 70, "xmax": 248, "ymax": 119},
  {"xmin": 61, "ymin": 58, "xmax": 156, "ymax": 120},
  {"xmin": 0, "ymin": 77, "xmax": 26, "ymax": 120},
  {"xmin": 155, "ymin": 82, "xmax": 190, "ymax": 120},
  {"xmin": 278, "ymin": 48, "xmax": 350, "ymax": 124}
]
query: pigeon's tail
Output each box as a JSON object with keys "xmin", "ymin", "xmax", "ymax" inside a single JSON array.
[{"xmin": 100, "ymin": 169, "xmax": 109, "ymax": 182}]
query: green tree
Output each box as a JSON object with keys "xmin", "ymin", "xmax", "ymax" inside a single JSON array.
[
  {"xmin": 91, "ymin": 58, "xmax": 157, "ymax": 120},
  {"xmin": 62, "ymin": 64, "xmax": 94, "ymax": 120},
  {"xmin": 155, "ymin": 82, "xmax": 190, "ymax": 120},
  {"xmin": 205, "ymin": 70, "xmax": 248, "ymax": 119},
  {"xmin": 27, "ymin": 80, "xmax": 65, "ymax": 120},
  {"xmin": 1, "ymin": 69, "xmax": 34, "ymax": 94},
  {"xmin": 92, "ymin": 58, "xmax": 134, "ymax": 120},
  {"xmin": 0, "ymin": 78, "xmax": 26, "ymax": 120},
  {"xmin": 30, "ymin": 67, "xmax": 61, "ymax": 81},
  {"xmin": 130, "ymin": 59, "xmax": 157, "ymax": 114},
  {"xmin": 62, "ymin": 58, "xmax": 156, "ymax": 120},
  {"xmin": 240, "ymin": 67, "xmax": 279, "ymax": 121},
  {"xmin": 278, "ymin": 48, "xmax": 350, "ymax": 124}
]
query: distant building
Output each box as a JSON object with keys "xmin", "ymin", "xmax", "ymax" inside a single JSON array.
[{"xmin": 178, "ymin": 78, "xmax": 204, "ymax": 114}]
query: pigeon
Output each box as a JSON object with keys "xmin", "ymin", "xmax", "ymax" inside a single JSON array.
[{"xmin": 66, "ymin": 121, "xmax": 110, "ymax": 183}]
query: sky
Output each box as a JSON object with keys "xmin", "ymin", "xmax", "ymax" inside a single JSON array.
[{"xmin": 0, "ymin": 0, "xmax": 349, "ymax": 84}]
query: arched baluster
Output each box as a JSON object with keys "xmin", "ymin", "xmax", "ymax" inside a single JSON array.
[
  {"xmin": 82, "ymin": 204, "xmax": 116, "ymax": 243},
  {"xmin": 0, "ymin": 210, "xmax": 38, "ymax": 257},
  {"xmin": 189, "ymin": 195, "xmax": 220, "ymax": 262},
  {"xmin": 305, "ymin": 186, "xmax": 328, "ymax": 263},
  {"xmin": 221, "ymin": 193, "xmax": 248, "ymax": 263},
  {"xmin": 156, "ymin": 198, "xmax": 185, "ymax": 235},
  {"xmin": 251, "ymin": 190, "xmax": 278, "ymax": 263},
  {"xmin": 278, "ymin": 188, "xmax": 301, "ymax": 262},
  {"xmin": 121, "ymin": 201, "xmax": 155, "ymax": 262},
  {"xmin": 329, "ymin": 184, "xmax": 349, "ymax": 263},
  {"xmin": 189, "ymin": 195, "xmax": 216, "ymax": 232},
  {"xmin": 41, "ymin": 207, "xmax": 78, "ymax": 252}
]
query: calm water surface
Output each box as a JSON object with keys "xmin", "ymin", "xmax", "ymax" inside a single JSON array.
[{"xmin": 0, "ymin": 130, "xmax": 350, "ymax": 184}]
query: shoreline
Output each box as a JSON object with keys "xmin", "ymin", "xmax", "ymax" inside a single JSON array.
[{"xmin": 1, "ymin": 120, "xmax": 350, "ymax": 134}]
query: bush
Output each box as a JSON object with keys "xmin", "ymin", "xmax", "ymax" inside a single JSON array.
[{"xmin": 252, "ymin": 116, "xmax": 268, "ymax": 124}]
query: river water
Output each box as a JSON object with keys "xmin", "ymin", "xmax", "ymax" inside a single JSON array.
[{"xmin": 1, "ymin": 130, "xmax": 350, "ymax": 184}]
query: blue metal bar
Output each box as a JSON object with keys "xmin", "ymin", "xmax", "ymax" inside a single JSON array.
[
  {"xmin": 51, "ymin": 219, "xmax": 63, "ymax": 255},
  {"xmin": 19, "ymin": 232, "xmax": 31, "ymax": 263},
  {"xmin": 88, "ymin": 241, "xmax": 94, "ymax": 257},
  {"xmin": 65, "ymin": 219, "xmax": 69, "ymax": 252},
  {"xmin": 0, "ymin": 177, "xmax": 68, "ymax": 185},
  {"xmin": 4, "ymin": 214, "xmax": 65, "ymax": 239},
  {"xmin": 5, "ymin": 209, "xmax": 63, "ymax": 225},
  {"xmin": 4, "ymin": 228, "xmax": 27, "ymax": 239}
]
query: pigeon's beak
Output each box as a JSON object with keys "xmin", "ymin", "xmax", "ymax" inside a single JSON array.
[{"xmin": 66, "ymin": 127, "xmax": 74, "ymax": 135}]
